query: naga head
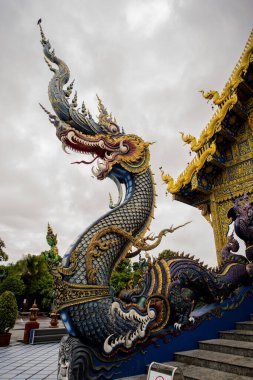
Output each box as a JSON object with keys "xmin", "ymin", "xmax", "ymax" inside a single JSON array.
[
  {"xmin": 226, "ymin": 233, "xmax": 239, "ymax": 253},
  {"xmin": 39, "ymin": 22, "xmax": 150, "ymax": 180},
  {"xmin": 228, "ymin": 193, "xmax": 253, "ymax": 225}
]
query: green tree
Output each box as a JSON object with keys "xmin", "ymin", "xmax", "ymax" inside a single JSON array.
[
  {"xmin": 110, "ymin": 249, "xmax": 180, "ymax": 295},
  {"xmin": 0, "ymin": 239, "xmax": 8, "ymax": 280},
  {"xmin": 132, "ymin": 261, "xmax": 146, "ymax": 286},
  {"xmin": 0, "ymin": 275, "xmax": 25, "ymax": 296},
  {"xmin": 158, "ymin": 249, "xmax": 178, "ymax": 259},
  {"xmin": 0, "ymin": 291, "xmax": 18, "ymax": 334},
  {"xmin": 28, "ymin": 270, "xmax": 53, "ymax": 309},
  {"xmin": 2, "ymin": 253, "xmax": 54, "ymax": 310},
  {"xmin": 19, "ymin": 254, "xmax": 53, "ymax": 309},
  {"xmin": 110, "ymin": 258, "xmax": 133, "ymax": 294},
  {"xmin": 40, "ymin": 277, "xmax": 54, "ymax": 310}
]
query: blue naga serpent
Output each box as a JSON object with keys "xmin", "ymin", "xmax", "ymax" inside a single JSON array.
[
  {"xmin": 39, "ymin": 23, "xmax": 253, "ymax": 376},
  {"xmin": 39, "ymin": 23, "xmax": 179, "ymax": 354}
]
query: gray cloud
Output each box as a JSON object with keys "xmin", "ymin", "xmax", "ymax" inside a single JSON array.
[{"xmin": 0, "ymin": 0, "xmax": 252, "ymax": 267}]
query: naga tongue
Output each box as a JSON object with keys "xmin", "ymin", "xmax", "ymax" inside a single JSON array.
[{"xmin": 71, "ymin": 155, "xmax": 99, "ymax": 165}]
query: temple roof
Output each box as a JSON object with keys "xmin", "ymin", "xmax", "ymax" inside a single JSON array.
[{"xmin": 162, "ymin": 29, "xmax": 253, "ymax": 201}]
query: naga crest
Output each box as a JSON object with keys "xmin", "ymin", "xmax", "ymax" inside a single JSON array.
[{"xmin": 38, "ymin": 23, "xmax": 150, "ymax": 180}]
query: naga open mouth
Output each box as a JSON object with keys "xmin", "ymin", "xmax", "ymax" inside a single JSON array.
[
  {"xmin": 103, "ymin": 301, "xmax": 156, "ymax": 354},
  {"xmin": 60, "ymin": 130, "xmax": 129, "ymax": 179}
]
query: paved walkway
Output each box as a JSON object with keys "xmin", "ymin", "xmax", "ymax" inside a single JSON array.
[
  {"xmin": 0, "ymin": 317, "xmax": 61, "ymax": 379},
  {"xmin": 0, "ymin": 343, "xmax": 59, "ymax": 379}
]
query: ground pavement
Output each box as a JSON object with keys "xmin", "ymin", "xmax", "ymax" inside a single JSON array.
[{"xmin": 0, "ymin": 317, "xmax": 62, "ymax": 380}]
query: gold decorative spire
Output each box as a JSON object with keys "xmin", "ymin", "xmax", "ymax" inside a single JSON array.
[{"xmin": 96, "ymin": 95, "xmax": 115, "ymax": 128}]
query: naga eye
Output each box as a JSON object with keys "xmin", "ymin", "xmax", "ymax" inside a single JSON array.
[{"xmin": 109, "ymin": 123, "xmax": 120, "ymax": 134}]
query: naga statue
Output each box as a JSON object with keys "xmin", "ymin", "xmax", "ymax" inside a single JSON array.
[
  {"xmin": 228, "ymin": 193, "xmax": 253, "ymax": 262},
  {"xmin": 38, "ymin": 23, "xmax": 253, "ymax": 379}
]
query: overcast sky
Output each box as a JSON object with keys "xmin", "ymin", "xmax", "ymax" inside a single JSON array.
[{"xmin": 0, "ymin": 0, "xmax": 252, "ymax": 267}]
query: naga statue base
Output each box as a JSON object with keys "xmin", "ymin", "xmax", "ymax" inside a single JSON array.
[{"xmin": 58, "ymin": 286, "xmax": 253, "ymax": 380}]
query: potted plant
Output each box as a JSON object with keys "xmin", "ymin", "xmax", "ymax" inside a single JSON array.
[{"xmin": 0, "ymin": 291, "xmax": 18, "ymax": 346}]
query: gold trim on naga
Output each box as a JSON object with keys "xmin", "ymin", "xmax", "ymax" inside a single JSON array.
[
  {"xmin": 53, "ymin": 282, "xmax": 110, "ymax": 311},
  {"xmin": 148, "ymin": 268, "xmax": 156, "ymax": 296},
  {"xmin": 154, "ymin": 262, "xmax": 163, "ymax": 294},
  {"xmin": 160, "ymin": 259, "xmax": 171, "ymax": 297},
  {"xmin": 217, "ymin": 263, "xmax": 243, "ymax": 277}
]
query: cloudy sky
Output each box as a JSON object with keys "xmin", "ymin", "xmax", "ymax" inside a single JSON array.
[{"xmin": 0, "ymin": 0, "xmax": 252, "ymax": 267}]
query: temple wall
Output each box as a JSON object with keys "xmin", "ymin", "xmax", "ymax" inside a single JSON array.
[{"xmin": 210, "ymin": 114, "xmax": 253, "ymax": 264}]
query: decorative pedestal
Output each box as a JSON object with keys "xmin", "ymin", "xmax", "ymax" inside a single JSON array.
[
  {"xmin": 57, "ymin": 335, "xmax": 120, "ymax": 380},
  {"xmin": 23, "ymin": 321, "xmax": 40, "ymax": 344},
  {"xmin": 23, "ymin": 301, "xmax": 40, "ymax": 344},
  {"xmin": 49, "ymin": 310, "xmax": 59, "ymax": 328}
]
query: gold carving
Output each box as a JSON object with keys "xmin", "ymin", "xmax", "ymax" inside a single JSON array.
[
  {"xmin": 148, "ymin": 268, "xmax": 156, "ymax": 296},
  {"xmin": 57, "ymin": 249, "xmax": 79, "ymax": 276},
  {"xmin": 53, "ymin": 281, "xmax": 110, "ymax": 311},
  {"xmin": 161, "ymin": 141, "xmax": 216, "ymax": 193},
  {"xmin": 160, "ymin": 259, "xmax": 171, "ymax": 298},
  {"xmin": 197, "ymin": 203, "xmax": 212, "ymax": 226},
  {"xmin": 200, "ymin": 30, "xmax": 253, "ymax": 106},
  {"xmin": 96, "ymin": 95, "xmax": 117, "ymax": 128},
  {"xmin": 179, "ymin": 31, "xmax": 253, "ymax": 153},
  {"xmin": 180, "ymin": 93, "xmax": 237, "ymax": 151},
  {"xmin": 248, "ymin": 111, "xmax": 253, "ymax": 133},
  {"xmin": 86, "ymin": 223, "xmax": 189, "ymax": 283},
  {"xmin": 155, "ymin": 262, "xmax": 163, "ymax": 294},
  {"xmin": 164, "ymin": 30, "xmax": 253, "ymax": 265},
  {"xmin": 213, "ymin": 158, "xmax": 253, "ymax": 203}
]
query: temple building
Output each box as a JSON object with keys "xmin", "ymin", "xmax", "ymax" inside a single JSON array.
[{"xmin": 162, "ymin": 30, "xmax": 253, "ymax": 264}]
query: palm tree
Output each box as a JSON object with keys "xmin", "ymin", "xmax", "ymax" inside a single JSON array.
[
  {"xmin": 0, "ymin": 239, "xmax": 8, "ymax": 262},
  {"xmin": 0, "ymin": 239, "xmax": 8, "ymax": 280}
]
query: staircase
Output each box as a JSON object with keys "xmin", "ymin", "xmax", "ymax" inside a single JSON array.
[
  {"xmin": 119, "ymin": 314, "xmax": 253, "ymax": 380},
  {"xmin": 29, "ymin": 327, "xmax": 67, "ymax": 344}
]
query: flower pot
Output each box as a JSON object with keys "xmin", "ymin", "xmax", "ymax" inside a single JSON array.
[{"xmin": 0, "ymin": 332, "xmax": 11, "ymax": 346}]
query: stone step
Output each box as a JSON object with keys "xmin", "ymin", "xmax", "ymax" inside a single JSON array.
[
  {"xmin": 29, "ymin": 327, "xmax": 67, "ymax": 344},
  {"xmin": 117, "ymin": 361, "xmax": 253, "ymax": 380},
  {"xmin": 118, "ymin": 376, "xmax": 146, "ymax": 380},
  {"xmin": 32, "ymin": 327, "xmax": 67, "ymax": 336},
  {"xmin": 33, "ymin": 334, "xmax": 65, "ymax": 344},
  {"xmin": 174, "ymin": 349, "xmax": 253, "ymax": 377},
  {"xmin": 220, "ymin": 329, "xmax": 253, "ymax": 342},
  {"xmin": 117, "ymin": 318, "xmax": 253, "ymax": 379},
  {"xmin": 236, "ymin": 321, "xmax": 253, "ymax": 331},
  {"xmin": 165, "ymin": 361, "xmax": 253, "ymax": 380},
  {"xmin": 199, "ymin": 338, "xmax": 253, "ymax": 357}
]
